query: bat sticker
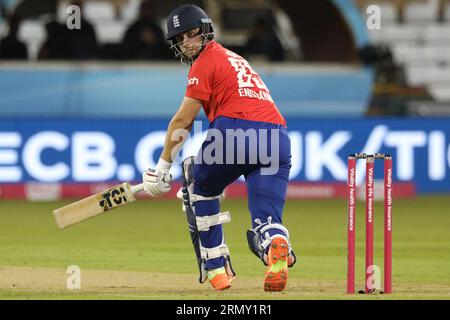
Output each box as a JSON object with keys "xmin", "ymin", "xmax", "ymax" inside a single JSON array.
[{"xmin": 98, "ymin": 187, "xmax": 128, "ymax": 211}]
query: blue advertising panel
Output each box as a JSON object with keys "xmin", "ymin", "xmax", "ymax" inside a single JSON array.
[
  {"xmin": 1, "ymin": 118, "xmax": 450, "ymax": 194},
  {"xmin": 0, "ymin": 66, "xmax": 373, "ymax": 118}
]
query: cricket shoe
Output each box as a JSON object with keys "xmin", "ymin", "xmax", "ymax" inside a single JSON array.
[
  {"xmin": 207, "ymin": 267, "xmax": 233, "ymax": 291},
  {"xmin": 264, "ymin": 237, "xmax": 289, "ymax": 292}
]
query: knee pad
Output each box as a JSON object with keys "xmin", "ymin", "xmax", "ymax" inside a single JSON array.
[
  {"xmin": 180, "ymin": 156, "xmax": 236, "ymax": 282},
  {"xmin": 246, "ymin": 216, "xmax": 297, "ymax": 267}
]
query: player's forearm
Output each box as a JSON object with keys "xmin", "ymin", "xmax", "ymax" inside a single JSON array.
[
  {"xmin": 157, "ymin": 96, "xmax": 201, "ymax": 169},
  {"xmin": 160, "ymin": 117, "xmax": 193, "ymax": 163}
]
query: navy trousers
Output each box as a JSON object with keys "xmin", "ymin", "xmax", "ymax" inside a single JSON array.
[{"xmin": 193, "ymin": 116, "xmax": 291, "ymax": 270}]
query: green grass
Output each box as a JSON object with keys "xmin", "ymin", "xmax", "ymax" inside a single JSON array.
[{"xmin": 0, "ymin": 196, "xmax": 449, "ymax": 299}]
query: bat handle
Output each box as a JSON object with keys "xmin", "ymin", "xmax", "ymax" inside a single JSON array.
[{"xmin": 130, "ymin": 183, "xmax": 144, "ymax": 194}]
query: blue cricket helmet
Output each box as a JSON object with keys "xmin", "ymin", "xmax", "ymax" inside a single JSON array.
[{"xmin": 166, "ymin": 4, "xmax": 214, "ymax": 41}]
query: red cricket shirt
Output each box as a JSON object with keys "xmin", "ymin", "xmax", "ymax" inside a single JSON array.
[{"xmin": 185, "ymin": 40, "xmax": 286, "ymax": 126}]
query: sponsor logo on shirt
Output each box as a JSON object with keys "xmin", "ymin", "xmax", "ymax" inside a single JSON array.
[{"xmin": 188, "ymin": 77, "xmax": 199, "ymax": 86}]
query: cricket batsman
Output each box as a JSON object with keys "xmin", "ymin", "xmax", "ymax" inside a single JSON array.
[{"xmin": 142, "ymin": 4, "xmax": 296, "ymax": 292}]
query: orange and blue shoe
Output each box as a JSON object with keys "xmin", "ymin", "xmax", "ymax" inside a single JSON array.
[
  {"xmin": 264, "ymin": 237, "xmax": 289, "ymax": 292},
  {"xmin": 208, "ymin": 267, "xmax": 233, "ymax": 291}
]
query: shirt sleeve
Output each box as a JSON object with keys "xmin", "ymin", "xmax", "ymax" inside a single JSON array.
[{"xmin": 185, "ymin": 56, "xmax": 214, "ymax": 102}]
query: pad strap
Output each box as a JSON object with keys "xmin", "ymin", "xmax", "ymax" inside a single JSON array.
[
  {"xmin": 191, "ymin": 193, "xmax": 224, "ymax": 203},
  {"xmin": 200, "ymin": 243, "xmax": 230, "ymax": 261},
  {"xmin": 196, "ymin": 211, "xmax": 231, "ymax": 231}
]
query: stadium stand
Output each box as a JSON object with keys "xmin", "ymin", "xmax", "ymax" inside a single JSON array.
[
  {"xmin": 358, "ymin": 0, "xmax": 450, "ymax": 115},
  {"xmin": 2, "ymin": 0, "xmax": 367, "ymax": 63},
  {"xmin": 2, "ymin": 0, "xmax": 449, "ymax": 115}
]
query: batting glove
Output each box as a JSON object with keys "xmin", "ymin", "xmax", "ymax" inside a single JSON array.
[{"xmin": 142, "ymin": 159, "xmax": 172, "ymax": 197}]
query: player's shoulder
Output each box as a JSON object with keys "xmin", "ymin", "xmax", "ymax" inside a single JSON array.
[
  {"xmin": 197, "ymin": 41, "xmax": 231, "ymax": 63},
  {"xmin": 191, "ymin": 41, "xmax": 241, "ymax": 74},
  {"xmin": 210, "ymin": 41, "xmax": 243, "ymax": 60}
]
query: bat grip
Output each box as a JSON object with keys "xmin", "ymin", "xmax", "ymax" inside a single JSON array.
[{"xmin": 130, "ymin": 183, "xmax": 144, "ymax": 194}]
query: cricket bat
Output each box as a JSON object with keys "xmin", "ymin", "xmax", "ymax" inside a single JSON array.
[{"xmin": 53, "ymin": 182, "xmax": 144, "ymax": 229}]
